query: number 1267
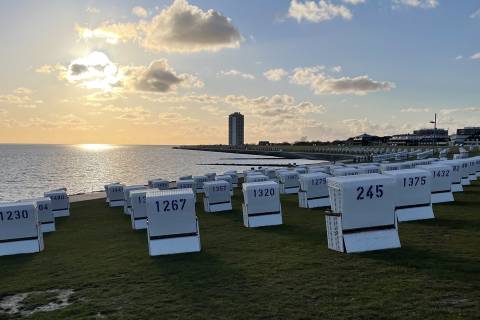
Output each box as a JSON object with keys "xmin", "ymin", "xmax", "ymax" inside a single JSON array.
[{"xmin": 156, "ymin": 199, "xmax": 186, "ymax": 212}]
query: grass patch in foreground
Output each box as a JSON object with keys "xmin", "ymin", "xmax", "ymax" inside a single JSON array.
[{"xmin": 1, "ymin": 182, "xmax": 479, "ymax": 319}]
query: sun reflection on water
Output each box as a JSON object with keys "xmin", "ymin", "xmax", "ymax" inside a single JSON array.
[{"xmin": 77, "ymin": 144, "xmax": 116, "ymax": 152}]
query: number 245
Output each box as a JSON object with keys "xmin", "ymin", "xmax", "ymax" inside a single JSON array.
[{"xmin": 357, "ymin": 185, "xmax": 383, "ymax": 200}]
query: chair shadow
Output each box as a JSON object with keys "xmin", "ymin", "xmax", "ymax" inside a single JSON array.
[
  {"xmin": 148, "ymin": 252, "xmax": 251, "ymax": 308},
  {"xmin": 409, "ymin": 216, "xmax": 480, "ymax": 232},
  {"xmin": 359, "ymin": 245, "xmax": 480, "ymax": 284}
]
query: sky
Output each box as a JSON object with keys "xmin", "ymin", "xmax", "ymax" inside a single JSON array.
[{"xmin": 0, "ymin": 0, "xmax": 479, "ymax": 145}]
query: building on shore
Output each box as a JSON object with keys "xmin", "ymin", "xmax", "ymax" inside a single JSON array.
[
  {"xmin": 450, "ymin": 127, "xmax": 480, "ymax": 145},
  {"xmin": 350, "ymin": 134, "xmax": 391, "ymax": 146},
  {"xmin": 389, "ymin": 128, "xmax": 449, "ymax": 146},
  {"xmin": 228, "ymin": 112, "xmax": 244, "ymax": 146}
]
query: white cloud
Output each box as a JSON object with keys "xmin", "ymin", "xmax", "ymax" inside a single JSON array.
[
  {"xmin": 85, "ymin": 91, "xmax": 125, "ymax": 102},
  {"xmin": 140, "ymin": 93, "xmax": 222, "ymax": 105},
  {"xmin": 224, "ymin": 94, "xmax": 327, "ymax": 143},
  {"xmin": 13, "ymin": 87, "xmax": 33, "ymax": 95},
  {"xmin": 289, "ymin": 65, "xmax": 325, "ymax": 85},
  {"xmin": 455, "ymin": 55, "xmax": 463, "ymax": 60},
  {"xmin": 471, "ymin": 9, "xmax": 480, "ymax": 19},
  {"xmin": 200, "ymin": 105, "xmax": 225, "ymax": 116},
  {"xmin": 53, "ymin": 52, "xmax": 202, "ymax": 94},
  {"xmin": 290, "ymin": 66, "xmax": 395, "ymax": 95},
  {"xmin": 263, "ymin": 68, "xmax": 288, "ymax": 81},
  {"xmin": 330, "ymin": 65, "xmax": 342, "ymax": 73},
  {"xmin": 0, "ymin": 88, "xmax": 40, "ymax": 109},
  {"xmin": 439, "ymin": 107, "xmax": 480, "ymax": 116},
  {"xmin": 224, "ymin": 94, "xmax": 325, "ymax": 118},
  {"xmin": 342, "ymin": 118, "xmax": 412, "ymax": 136},
  {"xmin": 35, "ymin": 64, "xmax": 66, "ymax": 78},
  {"xmin": 288, "ymin": 0, "xmax": 352, "ymax": 23},
  {"xmin": 218, "ymin": 69, "xmax": 255, "ymax": 80},
  {"xmin": 75, "ymin": 24, "xmax": 129, "ymax": 45},
  {"xmin": 66, "ymin": 51, "xmax": 121, "ymax": 90},
  {"xmin": 400, "ymin": 107, "xmax": 431, "ymax": 113},
  {"xmin": 392, "ymin": 0, "xmax": 438, "ymax": 9},
  {"xmin": 17, "ymin": 104, "xmax": 37, "ymax": 109},
  {"xmin": 86, "ymin": 6, "xmax": 100, "ymax": 14},
  {"xmin": 471, "ymin": 52, "xmax": 480, "ymax": 60},
  {"xmin": 114, "ymin": 106, "xmax": 151, "ymax": 122},
  {"xmin": 132, "ymin": 6, "xmax": 148, "ymax": 18},
  {"xmin": 77, "ymin": 0, "xmax": 241, "ymax": 53},
  {"xmin": 342, "ymin": 0, "xmax": 366, "ymax": 4},
  {"xmin": 0, "ymin": 94, "xmax": 29, "ymax": 104},
  {"xmin": 5, "ymin": 114, "xmax": 101, "ymax": 131}
]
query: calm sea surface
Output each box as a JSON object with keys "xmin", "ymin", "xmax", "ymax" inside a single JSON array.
[{"xmin": 0, "ymin": 144, "xmax": 324, "ymax": 201}]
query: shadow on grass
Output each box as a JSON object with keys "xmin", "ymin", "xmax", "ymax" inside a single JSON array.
[
  {"xmin": 404, "ymin": 215, "xmax": 480, "ymax": 232},
  {"xmin": 148, "ymin": 252, "xmax": 251, "ymax": 308},
  {"xmin": 0, "ymin": 254, "xmax": 36, "ymax": 284},
  {"xmin": 253, "ymin": 222, "xmax": 327, "ymax": 247},
  {"xmin": 360, "ymin": 245, "xmax": 480, "ymax": 283}
]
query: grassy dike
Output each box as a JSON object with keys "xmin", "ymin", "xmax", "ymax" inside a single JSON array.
[{"xmin": 1, "ymin": 182, "xmax": 479, "ymax": 319}]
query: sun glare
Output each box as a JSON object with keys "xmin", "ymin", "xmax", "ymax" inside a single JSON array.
[
  {"xmin": 78, "ymin": 144, "xmax": 115, "ymax": 151},
  {"xmin": 67, "ymin": 51, "xmax": 120, "ymax": 92}
]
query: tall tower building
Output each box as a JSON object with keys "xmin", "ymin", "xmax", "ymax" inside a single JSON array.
[{"xmin": 228, "ymin": 112, "xmax": 244, "ymax": 146}]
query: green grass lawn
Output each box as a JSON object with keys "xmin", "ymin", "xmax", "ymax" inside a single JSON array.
[{"xmin": 1, "ymin": 182, "xmax": 479, "ymax": 319}]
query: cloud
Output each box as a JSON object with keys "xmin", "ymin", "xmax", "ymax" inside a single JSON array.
[
  {"xmin": 66, "ymin": 51, "xmax": 120, "ymax": 90},
  {"xmin": 289, "ymin": 65, "xmax": 325, "ymax": 85},
  {"xmin": 122, "ymin": 59, "xmax": 204, "ymax": 93},
  {"xmin": 200, "ymin": 105, "xmax": 225, "ymax": 115},
  {"xmin": 77, "ymin": 0, "xmax": 241, "ymax": 53},
  {"xmin": 263, "ymin": 68, "xmax": 288, "ymax": 81},
  {"xmin": 35, "ymin": 64, "xmax": 66, "ymax": 77},
  {"xmin": 86, "ymin": 6, "xmax": 100, "ymax": 14},
  {"xmin": 157, "ymin": 112, "xmax": 198, "ymax": 125},
  {"xmin": 85, "ymin": 91, "xmax": 125, "ymax": 102},
  {"xmin": 17, "ymin": 104, "xmax": 38, "ymax": 109},
  {"xmin": 0, "ymin": 88, "xmax": 41, "ymax": 109},
  {"xmin": 439, "ymin": 107, "xmax": 480, "ymax": 116},
  {"xmin": 342, "ymin": 0, "xmax": 365, "ymax": 4},
  {"xmin": 330, "ymin": 65, "xmax": 342, "ymax": 73},
  {"xmin": 5, "ymin": 114, "xmax": 101, "ymax": 131},
  {"xmin": 13, "ymin": 87, "xmax": 33, "ymax": 95},
  {"xmin": 132, "ymin": 6, "xmax": 148, "ymax": 18},
  {"xmin": 218, "ymin": 69, "xmax": 255, "ymax": 80},
  {"xmin": 114, "ymin": 106, "xmax": 151, "ymax": 122},
  {"xmin": 288, "ymin": 0, "xmax": 353, "ymax": 23},
  {"xmin": 224, "ymin": 94, "xmax": 325, "ymax": 118},
  {"xmin": 342, "ymin": 118, "xmax": 408, "ymax": 136},
  {"xmin": 471, "ymin": 52, "xmax": 480, "ymax": 60},
  {"xmin": 471, "ymin": 9, "xmax": 480, "ymax": 19},
  {"xmin": 455, "ymin": 55, "xmax": 463, "ymax": 60},
  {"xmin": 48, "ymin": 52, "xmax": 202, "ymax": 94},
  {"xmin": 392, "ymin": 0, "xmax": 438, "ymax": 9},
  {"xmin": 400, "ymin": 107, "xmax": 431, "ymax": 113},
  {"xmin": 290, "ymin": 66, "xmax": 395, "ymax": 95},
  {"xmin": 0, "ymin": 94, "xmax": 30, "ymax": 104},
  {"xmin": 75, "ymin": 23, "xmax": 136, "ymax": 45},
  {"xmin": 140, "ymin": 93, "xmax": 222, "ymax": 104},
  {"xmin": 122, "ymin": 60, "xmax": 182, "ymax": 93}
]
